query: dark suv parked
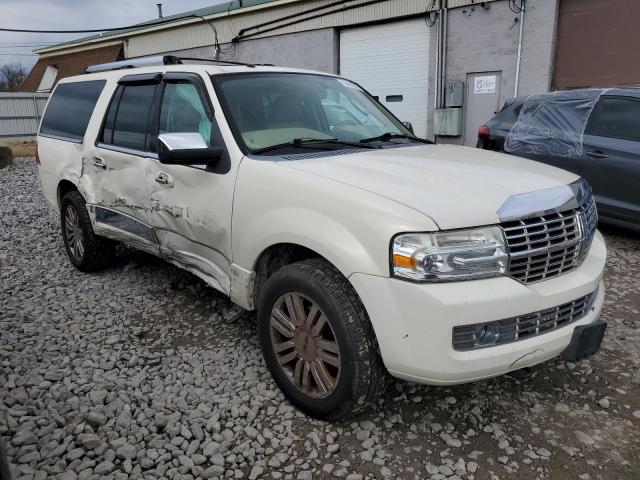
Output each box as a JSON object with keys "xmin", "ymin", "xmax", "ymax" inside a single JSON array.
[{"xmin": 478, "ymin": 88, "xmax": 640, "ymax": 231}]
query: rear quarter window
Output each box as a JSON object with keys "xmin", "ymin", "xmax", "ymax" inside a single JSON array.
[{"xmin": 39, "ymin": 80, "xmax": 106, "ymax": 142}]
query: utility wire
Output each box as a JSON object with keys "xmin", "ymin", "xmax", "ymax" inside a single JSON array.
[
  {"xmin": 508, "ymin": 0, "xmax": 525, "ymax": 13},
  {"xmin": 0, "ymin": 17, "xmax": 191, "ymax": 34},
  {"xmin": 424, "ymin": 0, "xmax": 438, "ymax": 28},
  {"xmin": 0, "ymin": 11, "xmax": 227, "ymax": 35}
]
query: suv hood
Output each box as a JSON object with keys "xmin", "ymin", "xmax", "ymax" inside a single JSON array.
[{"xmin": 280, "ymin": 144, "xmax": 579, "ymax": 230}]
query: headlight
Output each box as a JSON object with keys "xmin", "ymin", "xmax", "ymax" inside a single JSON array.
[{"xmin": 391, "ymin": 227, "xmax": 508, "ymax": 282}]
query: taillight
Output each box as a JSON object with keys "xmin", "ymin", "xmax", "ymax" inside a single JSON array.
[
  {"xmin": 478, "ymin": 125, "xmax": 491, "ymax": 137},
  {"xmin": 35, "ymin": 142, "xmax": 40, "ymax": 165}
]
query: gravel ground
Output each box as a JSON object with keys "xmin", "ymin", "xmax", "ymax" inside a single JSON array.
[{"xmin": 1, "ymin": 158, "xmax": 639, "ymax": 480}]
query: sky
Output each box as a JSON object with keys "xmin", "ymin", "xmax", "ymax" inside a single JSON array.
[{"xmin": 0, "ymin": 0, "xmax": 229, "ymax": 70}]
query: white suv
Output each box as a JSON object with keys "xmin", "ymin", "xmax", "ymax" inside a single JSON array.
[{"xmin": 37, "ymin": 57, "xmax": 607, "ymax": 420}]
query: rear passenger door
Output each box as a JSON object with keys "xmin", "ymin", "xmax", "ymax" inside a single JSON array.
[
  {"xmin": 583, "ymin": 95, "xmax": 640, "ymax": 225},
  {"xmin": 86, "ymin": 73, "xmax": 162, "ymax": 253}
]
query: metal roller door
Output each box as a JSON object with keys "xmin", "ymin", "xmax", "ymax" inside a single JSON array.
[
  {"xmin": 340, "ymin": 18, "xmax": 430, "ymax": 138},
  {"xmin": 554, "ymin": 0, "xmax": 640, "ymax": 89}
]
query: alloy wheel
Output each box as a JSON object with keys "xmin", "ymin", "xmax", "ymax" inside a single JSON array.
[
  {"xmin": 269, "ymin": 292, "xmax": 341, "ymax": 398},
  {"xmin": 64, "ymin": 205, "xmax": 85, "ymax": 260}
]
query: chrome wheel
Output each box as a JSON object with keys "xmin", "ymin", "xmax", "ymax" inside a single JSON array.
[
  {"xmin": 270, "ymin": 292, "xmax": 341, "ymax": 398},
  {"xmin": 64, "ymin": 205, "xmax": 85, "ymax": 260}
]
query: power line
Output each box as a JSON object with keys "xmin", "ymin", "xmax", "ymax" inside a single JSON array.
[
  {"xmin": 0, "ymin": 42, "xmax": 57, "ymax": 46},
  {"xmin": 0, "ymin": 12, "xmax": 224, "ymax": 34},
  {"xmin": 424, "ymin": 0, "xmax": 438, "ymax": 28},
  {"xmin": 0, "ymin": 45, "xmax": 56, "ymax": 48},
  {"xmin": 508, "ymin": 0, "xmax": 525, "ymax": 13}
]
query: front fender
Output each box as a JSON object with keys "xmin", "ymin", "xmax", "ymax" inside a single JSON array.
[
  {"xmin": 237, "ymin": 206, "xmax": 382, "ymax": 278},
  {"xmin": 231, "ymin": 159, "xmax": 438, "ymax": 278}
]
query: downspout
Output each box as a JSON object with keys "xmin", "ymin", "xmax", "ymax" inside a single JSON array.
[
  {"xmin": 513, "ymin": 0, "xmax": 526, "ymax": 97},
  {"xmin": 433, "ymin": 5, "xmax": 441, "ymax": 110},
  {"xmin": 441, "ymin": 1, "xmax": 448, "ymax": 108}
]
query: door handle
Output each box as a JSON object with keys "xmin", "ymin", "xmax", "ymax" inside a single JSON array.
[
  {"xmin": 586, "ymin": 151, "xmax": 608, "ymax": 159},
  {"xmin": 155, "ymin": 172, "xmax": 174, "ymax": 188},
  {"xmin": 92, "ymin": 157, "xmax": 107, "ymax": 170}
]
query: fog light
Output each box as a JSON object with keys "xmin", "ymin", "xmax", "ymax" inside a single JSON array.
[{"xmin": 474, "ymin": 324, "xmax": 500, "ymax": 346}]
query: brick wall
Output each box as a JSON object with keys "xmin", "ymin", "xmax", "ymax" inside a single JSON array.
[{"xmin": 20, "ymin": 44, "xmax": 124, "ymax": 92}]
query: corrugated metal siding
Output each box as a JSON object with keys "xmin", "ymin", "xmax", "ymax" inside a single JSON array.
[
  {"xmin": 0, "ymin": 93, "xmax": 49, "ymax": 141},
  {"xmin": 127, "ymin": 0, "xmax": 441, "ymax": 58}
]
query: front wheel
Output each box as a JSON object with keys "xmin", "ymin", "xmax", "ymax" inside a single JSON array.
[{"xmin": 257, "ymin": 259, "xmax": 388, "ymax": 420}]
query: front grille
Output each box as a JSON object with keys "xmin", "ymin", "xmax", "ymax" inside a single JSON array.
[
  {"xmin": 452, "ymin": 288, "xmax": 599, "ymax": 351},
  {"xmin": 501, "ymin": 198, "xmax": 597, "ymax": 284}
]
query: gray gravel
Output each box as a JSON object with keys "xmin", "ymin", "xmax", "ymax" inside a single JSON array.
[{"xmin": 1, "ymin": 158, "xmax": 639, "ymax": 480}]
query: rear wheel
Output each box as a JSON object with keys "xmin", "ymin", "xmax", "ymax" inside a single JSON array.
[
  {"xmin": 60, "ymin": 191, "xmax": 117, "ymax": 271},
  {"xmin": 257, "ymin": 259, "xmax": 388, "ymax": 420}
]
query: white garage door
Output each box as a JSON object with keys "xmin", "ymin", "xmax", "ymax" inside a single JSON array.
[{"xmin": 340, "ymin": 18, "xmax": 430, "ymax": 138}]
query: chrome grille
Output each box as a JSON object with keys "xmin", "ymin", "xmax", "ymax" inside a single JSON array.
[
  {"xmin": 452, "ymin": 288, "xmax": 599, "ymax": 351},
  {"xmin": 501, "ymin": 198, "xmax": 597, "ymax": 284}
]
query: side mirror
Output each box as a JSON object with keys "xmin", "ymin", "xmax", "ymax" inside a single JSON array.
[
  {"xmin": 157, "ymin": 132, "xmax": 223, "ymax": 165},
  {"xmin": 402, "ymin": 121, "xmax": 414, "ymax": 134}
]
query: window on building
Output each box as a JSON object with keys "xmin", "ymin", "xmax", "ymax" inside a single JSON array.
[
  {"xmin": 588, "ymin": 97, "xmax": 640, "ymax": 142},
  {"xmin": 39, "ymin": 80, "xmax": 106, "ymax": 141},
  {"xmin": 37, "ymin": 65, "xmax": 58, "ymax": 92},
  {"xmin": 102, "ymin": 83, "xmax": 157, "ymax": 151}
]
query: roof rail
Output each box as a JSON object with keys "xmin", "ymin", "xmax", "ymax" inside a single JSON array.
[
  {"xmin": 85, "ymin": 55, "xmax": 182, "ymax": 73},
  {"xmin": 176, "ymin": 56, "xmax": 257, "ymax": 68},
  {"xmin": 84, "ymin": 55, "xmax": 268, "ymax": 74}
]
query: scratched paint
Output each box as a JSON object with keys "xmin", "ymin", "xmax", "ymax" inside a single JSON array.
[{"xmin": 145, "ymin": 160, "xmax": 236, "ymax": 293}]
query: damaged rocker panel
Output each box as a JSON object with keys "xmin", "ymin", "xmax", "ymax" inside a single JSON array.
[{"xmin": 94, "ymin": 206, "xmax": 158, "ymax": 244}]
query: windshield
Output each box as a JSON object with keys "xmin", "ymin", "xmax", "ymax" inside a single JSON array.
[{"xmin": 212, "ymin": 73, "xmax": 414, "ymax": 153}]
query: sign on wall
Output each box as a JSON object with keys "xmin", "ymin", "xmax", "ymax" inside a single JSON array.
[{"xmin": 473, "ymin": 75, "xmax": 497, "ymax": 94}]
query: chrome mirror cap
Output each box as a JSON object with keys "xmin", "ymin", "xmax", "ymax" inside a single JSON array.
[{"xmin": 158, "ymin": 132, "xmax": 208, "ymax": 151}]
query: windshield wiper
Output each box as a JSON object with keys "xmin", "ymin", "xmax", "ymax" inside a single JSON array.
[
  {"xmin": 360, "ymin": 132, "xmax": 433, "ymax": 144},
  {"xmin": 252, "ymin": 137, "xmax": 380, "ymax": 154}
]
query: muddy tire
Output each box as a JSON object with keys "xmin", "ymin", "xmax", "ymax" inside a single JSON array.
[
  {"xmin": 60, "ymin": 191, "xmax": 117, "ymax": 272},
  {"xmin": 257, "ymin": 258, "xmax": 388, "ymax": 420}
]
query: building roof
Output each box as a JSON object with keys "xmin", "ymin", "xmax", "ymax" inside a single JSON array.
[
  {"xmin": 34, "ymin": 0, "xmax": 288, "ymax": 56},
  {"xmin": 21, "ymin": 43, "xmax": 124, "ymax": 92}
]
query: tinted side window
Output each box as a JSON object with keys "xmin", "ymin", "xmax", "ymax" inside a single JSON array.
[
  {"xmin": 40, "ymin": 80, "xmax": 106, "ymax": 141},
  {"xmin": 589, "ymin": 97, "xmax": 640, "ymax": 141},
  {"xmin": 102, "ymin": 83, "xmax": 156, "ymax": 151},
  {"xmin": 101, "ymin": 86, "xmax": 122, "ymax": 145}
]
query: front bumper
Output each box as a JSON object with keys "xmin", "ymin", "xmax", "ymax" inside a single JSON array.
[{"xmin": 349, "ymin": 230, "xmax": 606, "ymax": 385}]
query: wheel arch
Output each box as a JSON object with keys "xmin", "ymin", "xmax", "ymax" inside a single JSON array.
[
  {"xmin": 57, "ymin": 179, "xmax": 80, "ymax": 209},
  {"xmin": 252, "ymin": 242, "xmax": 324, "ymax": 310}
]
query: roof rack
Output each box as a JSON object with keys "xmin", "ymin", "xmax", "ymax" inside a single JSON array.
[
  {"xmin": 85, "ymin": 55, "xmax": 182, "ymax": 73},
  {"xmin": 85, "ymin": 55, "xmax": 260, "ymax": 74}
]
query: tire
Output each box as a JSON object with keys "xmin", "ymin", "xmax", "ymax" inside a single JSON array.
[
  {"xmin": 60, "ymin": 191, "xmax": 117, "ymax": 272},
  {"xmin": 257, "ymin": 258, "xmax": 388, "ymax": 420}
]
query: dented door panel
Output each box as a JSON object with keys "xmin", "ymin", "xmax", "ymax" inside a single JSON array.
[
  {"xmin": 144, "ymin": 73, "xmax": 237, "ymax": 294},
  {"xmin": 146, "ymin": 161, "xmax": 233, "ymax": 294},
  {"xmin": 83, "ymin": 144, "xmax": 158, "ymax": 251}
]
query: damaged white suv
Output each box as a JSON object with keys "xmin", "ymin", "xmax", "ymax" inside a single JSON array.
[{"xmin": 37, "ymin": 57, "xmax": 607, "ymax": 420}]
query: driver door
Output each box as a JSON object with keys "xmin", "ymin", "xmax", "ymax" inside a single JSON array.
[{"xmin": 145, "ymin": 72, "xmax": 235, "ymax": 294}]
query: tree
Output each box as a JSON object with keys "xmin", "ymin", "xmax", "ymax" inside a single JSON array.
[{"xmin": 0, "ymin": 63, "xmax": 28, "ymax": 92}]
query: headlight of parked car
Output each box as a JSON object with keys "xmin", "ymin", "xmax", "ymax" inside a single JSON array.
[{"xmin": 391, "ymin": 227, "xmax": 508, "ymax": 282}]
